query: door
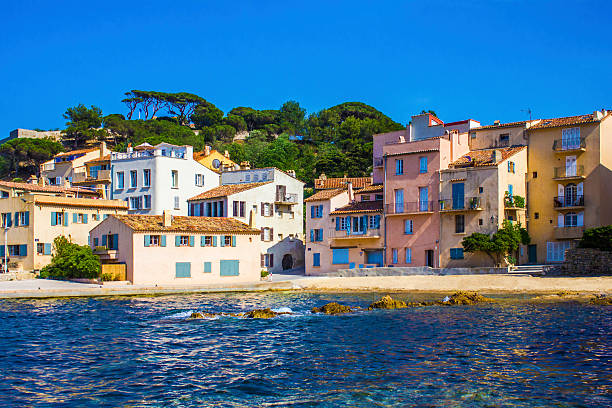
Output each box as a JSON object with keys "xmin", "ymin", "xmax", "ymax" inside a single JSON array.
[
  {"xmin": 528, "ymin": 245, "xmax": 537, "ymax": 264},
  {"xmin": 395, "ymin": 189, "xmax": 404, "ymax": 213},
  {"xmin": 564, "ymin": 183, "xmax": 577, "ymax": 206},
  {"xmin": 425, "ymin": 250, "xmax": 434, "ymax": 267},
  {"xmin": 366, "ymin": 250, "xmax": 383, "ymax": 267},
  {"xmin": 565, "ymin": 156, "xmax": 576, "ymax": 177},
  {"xmin": 419, "ymin": 187, "xmax": 429, "ymax": 211},
  {"xmin": 452, "ymin": 183, "xmax": 464, "ymax": 209}
]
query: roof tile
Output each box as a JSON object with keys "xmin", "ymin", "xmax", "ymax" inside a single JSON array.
[
  {"xmin": 188, "ymin": 182, "xmax": 271, "ymax": 201},
  {"xmin": 314, "ymin": 176, "xmax": 372, "ymax": 190},
  {"xmin": 304, "ymin": 188, "xmax": 346, "ymax": 202},
  {"xmin": 112, "ymin": 215, "xmax": 260, "ymax": 234},
  {"xmin": 449, "ymin": 146, "xmax": 526, "ymax": 168},
  {"xmin": 330, "ymin": 200, "xmax": 383, "ymax": 215}
]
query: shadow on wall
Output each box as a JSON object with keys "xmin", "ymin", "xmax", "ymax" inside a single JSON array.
[{"xmin": 267, "ymin": 237, "xmax": 305, "ymax": 273}]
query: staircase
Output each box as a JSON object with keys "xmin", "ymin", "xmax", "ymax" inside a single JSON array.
[{"xmin": 509, "ymin": 265, "xmax": 551, "ymax": 276}]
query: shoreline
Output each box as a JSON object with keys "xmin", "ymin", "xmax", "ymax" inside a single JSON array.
[{"xmin": 0, "ymin": 274, "xmax": 610, "ymax": 299}]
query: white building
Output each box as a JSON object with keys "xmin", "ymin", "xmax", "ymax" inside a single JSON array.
[
  {"xmin": 188, "ymin": 167, "xmax": 305, "ymax": 273},
  {"xmin": 111, "ymin": 143, "xmax": 219, "ymax": 215}
]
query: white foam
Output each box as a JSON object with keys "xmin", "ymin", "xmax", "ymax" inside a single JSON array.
[
  {"xmin": 271, "ymin": 307, "xmax": 293, "ymax": 314},
  {"xmin": 166, "ymin": 310, "xmax": 194, "ymax": 319}
]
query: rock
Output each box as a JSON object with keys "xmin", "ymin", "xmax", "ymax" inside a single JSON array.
[
  {"xmin": 556, "ymin": 290, "xmax": 580, "ymax": 297},
  {"xmin": 244, "ymin": 308, "xmax": 279, "ymax": 319},
  {"xmin": 311, "ymin": 302, "xmax": 352, "ymax": 315},
  {"xmin": 189, "ymin": 312, "xmax": 217, "ymax": 319},
  {"xmin": 368, "ymin": 295, "xmax": 408, "ymax": 310},
  {"xmin": 589, "ymin": 295, "xmax": 612, "ymax": 306},
  {"xmin": 441, "ymin": 291, "xmax": 494, "ymax": 305}
]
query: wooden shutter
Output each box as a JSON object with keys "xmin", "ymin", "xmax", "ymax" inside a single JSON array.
[
  {"xmin": 261, "ymin": 254, "xmax": 265, "ymax": 267},
  {"xmin": 189, "ymin": 236, "xmax": 194, "ymax": 247},
  {"xmin": 269, "ymin": 254, "xmax": 274, "ymax": 268},
  {"xmin": 212, "ymin": 236, "xmax": 218, "ymax": 247},
  {"xmin": 160, "ymin": 235, "xmax": 167, "ymax": 247},
  {"xmin": 261, "ymin": 228, "xmax": 265, "ymax": 241},
  {"xmin": 231, "ymin": 236, "xmax": 236, "ymax": 247},
  {"xmin": 51, "ymin": 212, "xmax": 56, "ymax": 226},
  {"xmin": 175, "ymin": 236, "xmax": 181, "ymax": 246},
  {"xmin": 73, "ymin": 213, "xmax": 78, "ymax": 224},
  {"xmin": 144, "ymin": 235, "xmax": 150, "ymax": 247},
  {"xmin": 269, "ymin": 228, "xmax": 274, "ymax": 241}
]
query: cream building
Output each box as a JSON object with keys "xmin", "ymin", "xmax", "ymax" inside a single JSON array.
[
  {"xmin": 0, "ymin": 181, "xmax": 128, "ymax": 272},
  {"xmin": 40, "ymin": 143, "xmax": 110, "ymax": 187}
]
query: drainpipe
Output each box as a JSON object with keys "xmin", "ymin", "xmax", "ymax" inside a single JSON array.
[{"xmin": 383, "ymin": 155, "xmax": 388, "ymax": 266}]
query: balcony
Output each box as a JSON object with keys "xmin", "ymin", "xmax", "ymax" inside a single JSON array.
[
  {"xmin": 330, "ymin": 228, "xmax": 381, "ymax": 240},
  {"xmin": 554, "ymin": 226, "xmax": 584, "ymax": 240},
  {"xmin": 553, "ymin": 137, "xmax": 586, "ymax": 153},
  {"xmin": 72, "ymin": 169, "xmax": 111, "ymax": 184},
  {"xmin": 553, "ymin": 165, "xmax": 585, "ymax": 180},
  {"xmin": 385, "ymin": 201, "xmax": 434, "ymax": 215},
  {"xmin": 94, "ymin": 247, "xmax": 119, "ymax": 261},
  {"xmin": 504, "ymin": 195, "xmax": 526, "ymax": 209},
  {"xmin": 275, "ymin": 192, "xmax": 298, "ymax": 205},
  {"xmin": 553, "ymin": 195, "xmax": 584, "ymax": 209},
  {"xmin": 439, "ymin": 197, "xmax": 482, "ymax": 212}
]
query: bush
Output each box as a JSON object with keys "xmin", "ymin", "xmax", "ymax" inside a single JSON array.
[
  {"xmin": 261, "ymin": 270, "xmax": 269, "ymax": 278},
  {"xmin": 579, "ymin": 226, "xmax": 612, "ymax": 251},
  {"xmin": 39, "ymin": 236, "xmax": 101, "ymax": 279}
]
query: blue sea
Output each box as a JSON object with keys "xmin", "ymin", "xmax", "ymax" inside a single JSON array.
[{"xmin": 0, "ymin": 292, "xmax": 610, "ymax": 407}]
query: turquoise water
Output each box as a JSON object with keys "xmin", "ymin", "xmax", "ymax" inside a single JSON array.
[{"xmin": 0, "ymin": 292, "xmax": 610, "ymax": 407}]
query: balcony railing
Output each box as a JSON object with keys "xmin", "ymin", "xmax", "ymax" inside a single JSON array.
[
  {"xmin": 553, "ymin": 137, "xmax": 586, "ymax": 152},
  {"xmin": 553, "ymin": 165, "xmax": 585, "ymax": 179},
  {"xmin": 73, "ymin": 169, "xmax": 111, "ymax": 184},
  {"xmin": 553, "ymin": 195, "xmax": 584, "ymax": 208},
  {"xmin": 329, "ymin": 227, "xmax": 381, "ymax": 239},
  {"xmin": 275, "ymin": 192, "xmax": 298, "ymax": 204},
  {"xmin": 385, "ymin": 201, "xmax": 433, "ymax": 214},
  {"xmin": 439, "ymin": 197, "xmax": 482, "ymax": 211}
]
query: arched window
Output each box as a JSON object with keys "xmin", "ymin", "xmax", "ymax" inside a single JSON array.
[
  {"xmin": 565, "ymin": 212, "xmax": 578, "ymax": 227},
  {"xmin": 564, "ymin": 183, "xmax": 577, "ymax": 206}
]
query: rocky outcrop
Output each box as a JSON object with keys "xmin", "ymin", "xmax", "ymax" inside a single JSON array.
[
  {"xmin": 245, "ymin": 308, "xmax": 279, "ymax": 319},
  {"xmin": 189, "ymin": 312, "xmax": 218, "ymax": 319},
  {"xmin": 368, "ymin": 295, "xmax": 408, "ymax": 309},
  {"xmin": 589, "ymin": 295, "xmax": 612, "ymax": 306},
  {"xmin": 441, "ymin": 291, "xmax": 494, "ymax": 305},
  {"xmin": 311, "ymin": 302, "xmax": 352, "ymax": 315}
]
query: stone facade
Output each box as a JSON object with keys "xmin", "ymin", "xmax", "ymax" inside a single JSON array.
[{"xmin": 560, "ymin": 248, "xmax": 612, "ymax": 276}]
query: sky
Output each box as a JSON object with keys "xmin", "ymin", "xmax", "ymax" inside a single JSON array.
[{"xmin": 1, "ymin": 0, "xmax": 610, "ymax": 137}]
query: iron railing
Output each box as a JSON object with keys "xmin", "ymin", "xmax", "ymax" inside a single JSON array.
[
  {"xmin": 553, "ymin": 165, "xmax": 584, "ymax": 179},
  {"xmin": 553, "ymin": 137, "xmax": 586, "ymax": 151},
  {"xmin": 385, "ymin": 201, "xmax": 433, "ymax": 214},
  {"xmin": 553, "ymin": 195, "xmax": 584, "ymax": 208},
  {"xmin": 439, "ymin": 197, "xmax": 482, "ymax": 210}
]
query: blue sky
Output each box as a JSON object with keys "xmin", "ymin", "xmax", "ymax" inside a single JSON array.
[{"xmin": 1, "ymin": 0, "xmax": 610, "ymax": 136}]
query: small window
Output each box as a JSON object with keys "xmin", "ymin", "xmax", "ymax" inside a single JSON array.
[
  {"xmin": 470, "ymin": 132, "xmax": 476, "ymax": 139},
  {"xmin": 450, "ymin": 248, "xmax": 464, "ymax": 259},
  {"xmin": 499, "ymin": 133, "xmax": 510, "ymax": 146},
  {"xmin": 533, "ymin": 172, "xmax": 538, "ymax": 178},
  {"xmin": 143, "ymin": 169, "xmax": 151, "ymax": 187},
  {"xmin": 404, "ymin": 219, "xmax": 413, "ymax": 234},
  {"xmin": 261, "ymin": 173, "xmax": 268, "ymax": 181},
  {"xmin": 479, "ymin": 187, "xmax": 484, "ymax": 194},
  {"xmin": 478, "ymin": 218, "xmax": 483, "ymax": 226},
  {"xmin": 392, "ymin": 248, "xmax": 398, "ymax": 264},
  {"xmin": 455, "ymin": 214, "xmax": 465, "ymax": 233},
  {"xmin": 130, "ymin": 170, "xmax": 137, "ymax": 188},
  {"xmin": 534, "ymin": 212, "xmax": 539, "ymax": 219},
  {"xmin": 253, "ymin": 174, "xmax": 259, "ymax": 182},
  {"xmin": 203, "ymin": 236, "xmax": 213, "ymax": 246},
  {"xmin": 117, "ymin": 172, "xmax": 124, "ymax": 189},
  {"xmin": 507, "ymin": 161, "xmax": 515, "ymax": 173},
  {"xmin": 179, "ymin": 236, "xmax": 190, "ymax": 246},
  {"xmin": 150, "ymin": 235, "xmax": 160, "ymax": 247},
  {"xmin": 405, "ymin": 248, "xmax": 412, "ymax": 263},
  {"xmin": 224, "ymin": 236, "xmax": 232, "ymax": 246},
  {"xmin": 313, "ymin": 253, "xmax": 320, "ymax": 267},
  {"xmin": 395, "ymin": 159, "xmax": 404, "ymax": 175},
  {"xmin": 174, "ymin": 196, "xmax": 180, "ymax": 210},
  {"xmin": 37, "ymin": 243, "xmax": 45, "ymax": 255},
  {"xmin": 144, "ymin": 195, "xmax": 152, "ymax": 209},
  {"xmin": 171, "ymin": 170, "xmax": 178, "ymax": 188},
  {"xmin": 246, "ymin": 175, "xmax": 251, "ymax": 182},
  {"xmin": 419, "ymin": 156, "xmax": 428, "ymax": 173}
]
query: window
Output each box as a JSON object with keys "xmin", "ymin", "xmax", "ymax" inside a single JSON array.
[
  {"xmin": 220, "ymin": 260, "xmax": 240, "ymax": 276},
  {"xmin": 375, "ymin": 194, "xmax": 384, "ymax": 201},
  {"xmin": 394, "ymin": 189, "xmax": 404, "ymax": 213},
  {"xmin": 171, "ymin": 170, "xmax": 178, "ymax": 188},
  {"xmin": 419, "ymin": 187, "xmax": 429, "ymax": 211},
  {"xmin": 479, "ymin": 187, "xmax": 484, "ymax": 194},
  {"xmin": 310, "ymin": 204, "xmax": 323, "ymax": 218},
  {"xmin": 405, "ymin": 248, "xmax": 412, "ymax": 263},
  {"xmin": 263, "ymin": 202, "xmax": 273, "ymax": 217},
  {"xmin": 450, "ymin": 248, "xmax": 464, "ymax": 259},
  {"xmin": 203, "ymin": 261, "xmax": 212, "ymax": 273},
  {"xmin": 261, "ymin": 254, "xmax": 274, "ymax": 268},
  {"xmin": 534, "ymin": 212, "xmax": 539, "ymax": 219},
  {"xmin": 404, "ymin": 219, "xmax": 413, "ymax": 234},
  {"xmin": 561, "ymin": 127, "xmax": 580, "ymax": 150},
  {"xmin": 533, "ymin": 172, "xmax": 538, "ymax": 179},
  {"xmin": 203, "ymin": 236, "xmax": 213, "ymax": 247},
  {"xmin": 177, "ymin": 235, "xmax": 190, "ymax": 247},
  {"xmin": 332, "ymin": 248, "xmax": 349, "ymax": 264},
  {"xmin": 51, "ymin": 212, "xmax": 64, "ymax": 226},
  {"xmin": 547, "ymin": 241, "xmax": 573, "ymax": 262},
  {"xmin": 8, "ymin": 244, "xmax": 27, "ymax": 257},
  {"xmin": 478, "ymin": 218, "xmax": 483, "ymax": 226},
  {"xmin": 130, "ymin": 170, "xmax": 137, "ymax": 188},
  {"xmin": 143, "ymin": 169, "xmax": 151, "ymax": 187},
  {"xmin": 263, "ymin": 227, "xmax": 272, "ymax": 242},
  {"xmin": 336, "ymin": 217, "xmax": 347, "ymax": 231},
  {"xmin": 233, "ymin": 201, "xmax": 246, "ymax": 217},
  {"xmin": 174, "ymin": 196, "xmax": 180, "ymax": 210},
  {"xmin": 455, "ymin": 214, "xmax": 465, "ymax": 233},
  {"xmin": 361, "ymin": 195, "xmax": 370, "ymax": 201},
  {"xmin": 253, "ymin": 174, "xmax": 259, "ymax": 182},
  {"xmin": 175, "ymin": 262, "xmax": 191, "ymax": 278},
  {"xmin": 195, "ymin": 174, "xmax": 204, "ymax": 186},
  {"xmin": 310, "ymin": 229, "xmax": 323, "ymax": 242},
  {"xmin": 37, "ymin": 243, "xmax": 51, "ymax": 255},
  {"xmin": 224, "ymin": 235, "xmax": 232, "ymax": 246},
  {"xmin": 150, "ymin": 235, "xmax": 160, "ymax": 247},
  {"xmin": 395, "ymin": 159, "xmax": 404, "ymax": 175},
  {"xmin": 261, "ymin": 173, "xmax": 268, "ymax": 181},
  {"xmin": 15, "ymin": 212, "xmax": 29, "ymax": 227},
  {"xmin": 419, "ymin": 156, "xmax": 428, "ymax": 173},
  {"xmin": 392, "ymin": 249, "xmax": 398, "ymax": 264},
  {"xmin": 313, "ymin": 253, "xmax": 321, "ymax": 267},
  {"xmin": 246, "ymin": 175, "xmax": 251, "ymax": 182},
  {"xmin": 143, "ymin": 195, "xmax": 152, "ymax": 209},
  {"xmin": 499, "ymin": 133, "xmax": 510, "ymax": 146},
  {"xmin": 470, "ymin": 132, "xmax": 476, "ymax": 139},
  {"xmin": 130, "ymin": 196, "xmax": 142, "ymax": 210},
  {"xmin": 73, "ymin": 213, "xmax": 88, "ymax": 224},
  {"xmin": 508, "ymin": 161, "xmax": 515, "ymax": 173},
  {"xmin": 564, "ymin": 212, "xmax": 578, "ymax": 227},
  {"xmin": 368, "ymin": 215, "xmax": 379, "ymax": 229},
  {"xmin": 117, "ymin": 172, "xmax": 124, "ymax": 189}
]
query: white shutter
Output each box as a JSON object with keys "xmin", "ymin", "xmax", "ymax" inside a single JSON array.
[
  {"xmin": 577, "ymin": 212, "xmax": 584, "ymax": 227},
  {"xmin": 558, "ymin": 213, "xmax": 564, "ymax": 227},
  {"xmin": 547, "ymin": 242, "xmax": 553, "ymax": 262}
]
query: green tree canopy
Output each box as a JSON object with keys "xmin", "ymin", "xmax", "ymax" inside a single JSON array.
[
  {"xmin": 462, "ymin": 221, "xmax": 530, "ymax": 266},
  {"xmin": 0, "ymin": 138, "xmax": 64, "ymax": 178},
  {"xmin": 39, "ymin": 236, "xmax": 101, "ymax": 279},
  {"xmin": 578, "ymin": 226, "xmax": 612, "ymax": 251},
  {"xmin": 62, "ymin": 104, "xmax": 106, "ymax": 147}
]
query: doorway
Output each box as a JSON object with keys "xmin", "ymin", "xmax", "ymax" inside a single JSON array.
[
  {"xmin": 528, "ymin": 245, "xmax": 537, "ymax": 264},
  {"xmin": 282, "ymin": 254, "xmax": 294, "ymax": 270},
  {"xmin": 425, "ymin": 250, "xmax": 434, "ymax": 267}
]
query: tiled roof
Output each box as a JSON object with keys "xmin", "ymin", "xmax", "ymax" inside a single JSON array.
[
  {"xmin": 528, "ymin": 113, "xmax": 607, "ymax": 130},
  {"xmin": 304, "ymin": 188, "xmax": 346, "ymax": 202},
  {"xmin": 383, "ymin": 148, "xmax": 439, "ymax": 157},
  {"xmin": 449, "ymin": 146, "xmax": 526, "ymax": 168},
  {"xmin": 33, "ymin": 196, "xmax": 128, "ymax": 209},
  {"xmin": 187, "ymin": 182, "xmax": 271, "ymax": 201},
  {"xmin": 85, "ymin": 154, "xmax": 110, "ymax": 165},
  {"xmin": 55, "ymin": 148, "xmax": 97, "ymax": 158},
  {"xmin": 314, "ymin": 176, "xmax": 372, "ymax": 190},
  {"xmin": 111, "ymin": 215, "xmax": 260, "ymax": 234},
  {"xmin": 356, "ymin": 184, "xmax": 383, "ymax": 194},
  {"xmin": 330, "ymin": 200, "xmax": 383, "ymax": 215},
  {"xmin": 0, "ymin": 180, "xmax": 99, "ymax": 196},
  {"xmin": 473, "ymin": 120, "xmax": 530, "ymax": 130}
]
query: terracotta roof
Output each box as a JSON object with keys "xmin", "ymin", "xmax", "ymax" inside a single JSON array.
[
  {"xmin": 0, "ymin": 180, "xmax": 99, "ymax": 196},
  {"xmin": 33, "ymin": 196, "xmax": 128, "ymax": 209},
  {"xmin": 55, "ymin": 148, "xmax": 97, "ymax": 158},
  {"xmin": 449, "ymin": 146, "xmax": 526, "ymax": 168},
  {"xmin": 187, "ymin": 182, "xmax": 271, "ymax": 201},
  {"xmin": 330, "ymin": 200, "xmax": 383, "ymax": 215},
  {"xmin": 111, "ymin": 215, "xmax": 260, "ymax": 234},
  {"xmin": 314, "ymin": 176, "xmax": 372, "ymax": 190},
  {"xmin": 304, "ymin": 188, "xmax": 347, "ymax": 202},
  {"xmin": 473, "ymin": 120, "xmax": 530, "ymax": 130},
  {"xmin": 356, "ymin": 184, "xmax": 383, "ymax": 194},
  {"xmin": 528, "ymin": 113, "xmax": 607, "ymax": 130},
  {"xmin": 85, "ymin": 154, "xmax": 110, "ymax": 165},
  {"xmin": 383, "ymin": 148, "xmax": 439, "ymax": 157}
]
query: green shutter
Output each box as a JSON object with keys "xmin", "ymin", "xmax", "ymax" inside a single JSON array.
[
  {"xmin": 144, "ymin": 235, "xmax": 150, "ymax": 247},
  {"xmin": 203, "ymin": 261, "xmax": 211, "ymax": 273},
  {"xmin": 112, "ymin": 234, "xmax": 118, "ymax": 250},
  {"xmin": 220, "ymin": 236, "xmax": 225, "ymax": 247},
  {"xmin": 73, "ymin": 213, "xmax": 78, "ymax": 223},
  {"xmin": 63, "ymin": 213, "xmax": 69, "ymax": 226},
  {"xmin": 175, "ymin": 236, "xmax": 181, "ymax": 246},
  {"xmin": 24, "ymin": 211, "xmax": 29, "ymax": 226},
  {"xmin": 212, "ymin": 236, "xmax": 217, "ymax": 247},
  {"xmin": 231, "ymin": 236, "xmax": 236, "ymax": 247},
  {"xmin": 51, "ymin": 212, "xmax": 56, "ymax": 226},
  {"xmin": 83, "ymin": 214, "xmax": 88, "ymax": 224},
  {"xmin": 160, "ymin": 235, "xmax": 166, "ymax": 247},
  {"xmin": 220, "ymin": 260, "xmax": 239, "ymax": 276},
  {"xmin": 200, "ymin": 236, "xmax": 206, "ymax": 246},
  {"xmin": 0, "ymin": 246, "xmax": 4, "ymax": 257},
  {"xmin": 189, "ymin": 236, "xmax": 194, "ymax": 247},
  {"xmin": 102, "ymin": 235, "xmax": 107, "ymax": 247},
  {"xmin": 175, "ymin": 262, "xmax": 191, "ymax": 278}
]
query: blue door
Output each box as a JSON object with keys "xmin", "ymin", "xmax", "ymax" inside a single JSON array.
[
  {"xmin": 452, "ymin": 183, "xmax": 464, "ymax": 209},
  {"xmin": 395, "ymin": 189, "xmax": 404, "ymax": 213}
]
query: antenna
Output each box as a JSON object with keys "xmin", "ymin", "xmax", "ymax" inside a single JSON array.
[{"xmin": 521, "ymin": 108, "xmax": 532, "ymax": 121}]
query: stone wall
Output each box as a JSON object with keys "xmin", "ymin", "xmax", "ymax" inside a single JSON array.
[
  {"xmin": 309, "ymin": 266, "xmax": 510, "ymax": 277},
  {"xmin": 560, "ymin": 248, "xmax": 612, "ymax": 276}
]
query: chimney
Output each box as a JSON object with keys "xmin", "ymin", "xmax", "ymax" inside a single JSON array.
[
  {"xmin": 127, "ymin": 143, "xmax": 133, "ymax": 154},
  {"xmin": 240, "ymin": 161, "xmax": 251, "ymax": 170},
  {"xmin": 491, "ymin": 150, "xmax": 502, "ymax": 163},
  {"xmin": 347, "ymin": 181, "xmax": 354, "ymax": 202},
  {"xmin": 204, "ymin": 145, "xmax": 211, "ymax": 156},
  {"xmin": 319, "ymin": 173, "xmax": 327, "ymax": 180},
  {"xmin": 163, "ymin": 210, "xmax": 172, "ymax": 227},
  {"xmin": 493, "ymin": 120, "xmax": 501, "ymax": 126},
  {"xmin": 28, "ymin": 175, "xmax": 38, "ymax": 184},
  {"xmin": 593, "ymin": 110, "xmax": 604, "ymax": 120},
  {"xmin": 398, "ymin": 135, "xmax": 406, "ymax": 143},
  {"xmin": 286, "ymin": 169, "xmax": 296, "ymax": 178},
  {"xmin": 224, "ymin": 150, "xmax": 230, "ymax": 159},
  {"xmin": 249, "ymin": 209, "xmax": 255, "ymax": 228},
  {"xmin": 99, "ymin": 141, "xmax": 107, "ymax": 157}
]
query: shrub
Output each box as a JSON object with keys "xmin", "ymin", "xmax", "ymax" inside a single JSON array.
[
  {"xmin": 39, "ymin": 236, "xmax": 101, "ymax": 279},
  {"xmin": 261, "ymin": 270, "xmax": 269, "ymax": 278},
  {"xmin": 579, "ymin": 226, "xmax": 612, "ymax": 251}
]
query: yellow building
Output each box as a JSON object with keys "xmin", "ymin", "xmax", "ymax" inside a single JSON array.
[
  {"xmin": 194, "ymin": 146, "xmax": 238, "ymax": 173},
  {"xmin": 0, "ymin": 181, "xmax": 128, "ymax": 272},
  {"xmin": 526, "ymin": 110, "xmax": 612, "ymax": 264}
]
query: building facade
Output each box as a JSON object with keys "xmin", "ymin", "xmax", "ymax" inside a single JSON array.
[
  {"xmin": 41, "ymin": 143, "xmax": 110, "ymax": 187},
  {"xmin": 89, "ymin": 213, "xmax": 261, "ymax": 285}
]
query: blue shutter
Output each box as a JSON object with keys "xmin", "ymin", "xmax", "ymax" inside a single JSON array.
[
  {"xmin": 220, "ymin": 236, "xmax": 225, "ymax": 247},
  {"xmin": 336, "ymin": 217, "xmax": 340, "ymax": 231},
  {"xmin": 332, "ymin": 248, "xmax": 349, "ymax": 264},
  {"xmin": 160, "ymin": 235, "xmax": 166, "ymax": 247},
  {"xmin": 24, "ymin": 211, "xmax": 29, "ymax": 226},
  {"xmin": 175, "ymin": 262, "xmax": 191, "ymax": 278},
  {"xmin": 112, "ymin": 234, "xmax": 118, "ymax": 250},
  {"xmin": 310, "ymin": 205, "xmax": 315, "ymax": 219},
  {"xmin": 51, "ymin": 212, "xmax": 57, "ymax": 226},
  {"xmin": 346, "ymin": 217, "xmax": 351, "ymax": 232},
  {"xmin": 212, "ymin": 236, "xmax": 218, "ymax": 247},
  {"xmin": 83, "ymin": 214, "xmax": 88, "ymax": 224},
  {"xmin": 318, "ymin": 205, "xmax": 323, "ymax": 217},
  {"xmin": 14, "ymin": 212, "xmax": 19, "ymax": 226},
  {"xmin": 318, "ymin": 229, "xmax": 323, "ymax": 241},
  {"xmin": 73, "ymin": 213, "xmax": 78, "ymax": 223},
  {"xmin": 93, "ymin": 238, "xmax": 98, "ymax": 247},
  {"xmin": 175, "ymin": 236, "xmax": 181, "ymax": 246},
  {"xmin": 189, "ymin": 236, "xmax": 194, "ymax": 247},
  {"xmin": 313, "ymin": 253, "xmax": 320, "ymax": 267},
  {"xmin": 375, "ymin": 215, "xmax": 380, "ymax": 228},
  {"xmin": 201, "ymin": 236, "xmax": 206, "ymax": 246},
  {"xmin": 102, "ymin": 235, "xmax": 107, "ymax": 247},
  {"xmin": 44, "ymin": 243, "xmax": 52, "ymax": 255},
  {"xmin": 0, "ymin": 246, "xmax": 4, "ymax": 257},
  {"xmin": 231, "ymin": 236, "xmax": 236, "ymax": 247},
  {"xmin": 203, "ymin": 261, "xmax": 212, "ymax": 273},
  {"xmin": 508, "ymin": 184, "xmax": 513, "ymax": 197},
  {"xmin": 19, "ymin": 244, "xmax": 27, "ymax": 256},
  {"xmin": 361, "ymin": 216, "xmax": 367, "ymax": 232},
  {"xmin": 63, "ymin": 213, "xmax": 69, "ymax": 226},
  {"xmin": 6, "ymin": 213, "xmax": 11, "ymax": 227},
  {"xmin": 310, "ymin": 229, "xmax": 314, "ymax": 242},
  {"xmin": 144, "ymin": 235, "xmax": 150, "ymax": 247},
  {"xmin": 220, "ymin": 260, "xmax": 239, "ymax": 276}
]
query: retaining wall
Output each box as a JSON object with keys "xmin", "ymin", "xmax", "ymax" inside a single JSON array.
[
  {"xmin": 560, "ymin": 248, "xmax": 612, "ymax": 276},
  {"xmin": 309, "ymin": 266, "xmax": 510, "ymax": 277}
]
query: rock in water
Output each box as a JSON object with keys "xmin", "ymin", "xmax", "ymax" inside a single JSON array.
[
  {"xmin": 189, "ymin": 312, "xmax": 217, "ymax": 319},
  {"xmin": 589, "ymin": 295, "xmax": 612, "ymax": 305},
  {"xmin": 245, "ymin": 308, "xmax": 279, "ymax": 319},
  {"xmin": 442, "ymin": 291, "xmax": 494, "ymax": 305},
  {"xmin": 311, "ymin": 302, "xmax": 352, "ymax": 315},
  {"xmin": 368, "ymin": 295, "xmax": 408, "ymax": 310}
]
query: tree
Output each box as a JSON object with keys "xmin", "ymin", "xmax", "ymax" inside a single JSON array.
[
  {"xmin": 62, "ymin": 104, "xmax": 106, "ymax": 147},
  {"xmin": 223, "ymin": 114, "xmax": 247, "ymax": 132},
  {"xmin": 0, "ymin": 138, "xmax": 64, "ymax": 178},
  {"xmin": 164, "ymin": 92, "xmax": 206, "ymax": 125},
  {"xmin": 122, "ymin": 92, "xmax": 141, "ymax": 120},
  {"xmin": 462, "ymin": 221, "xmax": 530, "ymax": 266},
  {"xmin": 420, "ymin": 109, "xmax": 438, "ymax": 117},
  {"xmin": 279, "ymin": 100, "xmax": 306, "ymax": 134},
  {"xmin": 579, "ymin": 226, "xmax": 612, "ymax": 251},
  {"xmin": 39, "ymin": 236, "xmax": 101, "ymax": 279},
  {"xmin": 191, "ymin": 102, "xmax": 224, "ymax": 128}
]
